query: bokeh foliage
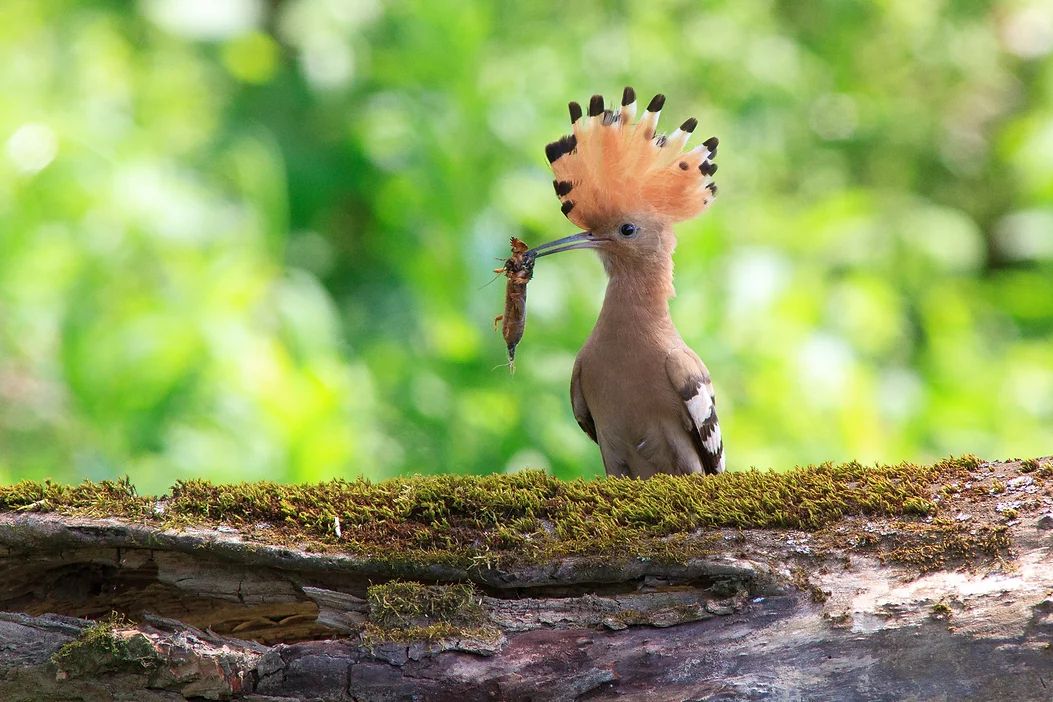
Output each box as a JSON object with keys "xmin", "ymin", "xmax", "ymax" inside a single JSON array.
[{"xmin": 1, "ymin": 0, "xmax": 1050, "ymax": 491}]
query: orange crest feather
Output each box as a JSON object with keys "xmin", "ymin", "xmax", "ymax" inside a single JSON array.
[{"xmin": 546, "ymin": 88, "xmax": 718, "ymax": 231}]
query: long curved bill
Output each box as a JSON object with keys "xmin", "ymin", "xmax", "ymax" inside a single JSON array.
[{"xmin": 528, "ymin": 231, "xmax": 602, "ymax": 258}]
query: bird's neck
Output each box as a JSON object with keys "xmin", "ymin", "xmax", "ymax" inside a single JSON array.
[{"xmin": 596, "ymin": 256, "xmax": 676, "ymax": 337}]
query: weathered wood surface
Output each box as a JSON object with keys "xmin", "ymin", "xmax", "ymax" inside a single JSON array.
[{"xmin": 2, "ymin": 457, "xmax": 1053, "ymax": 701}]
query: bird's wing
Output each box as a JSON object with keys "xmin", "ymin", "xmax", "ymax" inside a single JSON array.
[
  {"xmin": 570, "ymin": 356, "xmax": 597, "ymax": 444},
  {"xmin": 665, "ymin": 347, "xmax": 725, "ymax": 475}
]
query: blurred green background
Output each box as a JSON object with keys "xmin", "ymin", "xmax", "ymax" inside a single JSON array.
[{"xmin": 1, "ymin": 0, "xmax": 1051, "ymax": 493}]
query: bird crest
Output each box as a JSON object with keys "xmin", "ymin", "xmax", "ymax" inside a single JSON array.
[{"xmin": 546, "ymin": 87, "xmax": 718, "ymax": 231}]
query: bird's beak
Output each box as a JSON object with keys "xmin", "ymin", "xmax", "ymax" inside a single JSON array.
[{"xmin": 528, "ymin": 231, "xmax": 603, "ymax": 258}]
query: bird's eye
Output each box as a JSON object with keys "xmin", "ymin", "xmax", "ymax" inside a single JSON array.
[{"xmin": 619, "ymin": 223, "xmax": 638, "ymax": 237}]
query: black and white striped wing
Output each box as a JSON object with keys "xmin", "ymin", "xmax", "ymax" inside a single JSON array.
[{"xmin": 666, "ymin": 347, "xmax": 725, "ymax": 475}]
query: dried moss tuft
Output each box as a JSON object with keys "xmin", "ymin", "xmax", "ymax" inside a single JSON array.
[
  {"xmin": 367, "ymin": 581, "xmax": 486, "ymax": 629},
  {"xmin": 362, "ymin": 581, "xmax": 501, "ymax": 646},
  {"xmin": 881, "ymin": 521, "xmax": 1011, "ymax": 572},
  {"xmin": 1020, "ymin": 459, "xmax": 1041, "ymax": 473}
]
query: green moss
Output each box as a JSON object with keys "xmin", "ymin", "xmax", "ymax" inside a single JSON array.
[
  {"xmin": 902, "ymin": 497, "xmax": 937, "ymax": 516},
  {"xmin": 367, "ymin": 581, "xmax": 485, "ymax": 629},
  {"xmin": 931, "ymin": 601, "xmax": 953, "ymax": 619},
  {"xmin": 0, "ymin": 456, "xmax": 991, "ymax": 569},
  {"xmin": 933, "ymin": 455, "xmax": 984, "ymax": 472},
  {"xmin": 51, "ymin": 613, "xmax": 159, "ymax": 678},
  {"xmin": 361, "ymin": 581, "xmax": 501, "ymax": 646},
  {"xmin": 0, "ymin": 477, "xmax": 149, "ymax": 517}
]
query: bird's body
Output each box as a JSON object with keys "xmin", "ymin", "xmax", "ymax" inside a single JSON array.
[
  {"xmin": 573, "ymin": 266, "xmax": 722, "ymax": 477},
  {"xmin": 533, "ymin": 87, "xmax": 725, "ymax": 478}
]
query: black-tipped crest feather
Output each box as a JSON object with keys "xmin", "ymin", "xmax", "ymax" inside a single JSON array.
[
  {"xmin": 545, "ymin": 134, "xmax": 577, "ymax": 163},
  {"xmin": 646, "ymin": 94, "xmax": 665, "ymax": 112},
  {"xmin": 568, "ymin": 101, "xmax": 583, "ymax": 124}
]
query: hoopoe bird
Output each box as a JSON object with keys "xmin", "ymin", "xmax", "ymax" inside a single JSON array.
[{"xmin": 530, "ymin": 87, "xmax": 724, "ymax": 477}]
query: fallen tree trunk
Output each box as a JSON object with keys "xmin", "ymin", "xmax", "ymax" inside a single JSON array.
[{"xmin": 1, "ymin": 456, "xmax": 1052, "ymax": 700}]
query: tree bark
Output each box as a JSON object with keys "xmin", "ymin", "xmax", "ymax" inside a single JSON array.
[{"xmin": 2, "ymin": 457, "xmax": 1052, "ymax": 701}]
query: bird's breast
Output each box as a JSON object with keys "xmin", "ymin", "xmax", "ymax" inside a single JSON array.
[{"xmin": 576, "ymin": 333, "xmax": 681, "ymax": 444}]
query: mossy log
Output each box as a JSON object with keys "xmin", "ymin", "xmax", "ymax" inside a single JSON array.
[{"xmin": 2, "ymin": 456, "xmax": 1053, "ymax": 701}]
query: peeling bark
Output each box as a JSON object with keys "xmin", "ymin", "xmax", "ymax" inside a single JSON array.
[{"xmin": 2, "ymin": 457, "xmax": 1052, "ymax": 701}]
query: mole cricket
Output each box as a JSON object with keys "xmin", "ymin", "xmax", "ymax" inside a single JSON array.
[{"xmin": 493, "ymin": 236, "xmax": 536, "ymax": 373}]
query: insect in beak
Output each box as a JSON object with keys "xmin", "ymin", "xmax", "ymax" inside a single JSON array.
[{"xmin": 529, "ymin": 231, "xmax": 603, "ymax": 258}]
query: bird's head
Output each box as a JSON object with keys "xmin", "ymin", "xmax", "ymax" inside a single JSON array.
[{"xmin": 532, "ymin": 88, "xmax": 718, "ymax": 278}]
